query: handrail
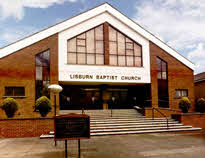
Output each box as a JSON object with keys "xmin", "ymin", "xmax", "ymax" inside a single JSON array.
[{"xmin": 152, "ymin": 107, "xmax": 169, "ymax": 129}]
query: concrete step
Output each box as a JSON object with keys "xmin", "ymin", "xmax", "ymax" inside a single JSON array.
[
  {"xmin": 90, "ymin": 118, "xmax": 172, "ymax": 121},
  {"xmin": 90, "ymin": 122, "xmax": 179, "ymax": 127},
  {"xmin": 90, "ymin": 119, "xmax": 177, "ymax": 124},
  {"xmin": 90, "ymin": 128, "xmax": 202, "ymax": 136},
  {"xmin": 44, "ymin": 127, "xmax": 202, "ymax": 139},
  {"xmin": 48, "ymin": 123, "xmax": 184, "ymax": 135},
  {"xmin": 91, "ymin": 126, "xmax": 192, "ymax": 133},
  {"xmin": 60, "ymin": 110, "xmax": 139, "ymax": 113},
  {"xmin": 40, "ymin": 134, "xmax": 54, "ymax": 139},
  {"xmin": 90, "ymin": 118, "xmax": 173, "ymax": 122},
  {"xmin": 90, "ymin": 124, "xmax": 184, "ymax": 130},
  {"xmin": 60, "ymin": 110, "xmax": 141, "ymax": 115},
  {"xmin": 89, "ymin": 116, "xmax": 144, "ymax": 118}
]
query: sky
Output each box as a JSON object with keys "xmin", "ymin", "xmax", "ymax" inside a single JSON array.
[{"xmin": 0, "ymin": 0, "xmax": 204, "ymax": 74}]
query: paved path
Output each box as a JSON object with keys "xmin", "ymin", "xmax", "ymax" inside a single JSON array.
[{"xmin": 0, "ymin": 132, "xmax": 205, "ymax": 158}]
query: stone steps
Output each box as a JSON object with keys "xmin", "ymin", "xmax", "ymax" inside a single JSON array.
[
  {"xmin": 40, "ymin": 109, "xmax": 202, "ymax": 138},
  {"xmin": 90, "ymin": 123, "xmax": 184, "ymax": 130},
  {"xmin": 91, "ymin": 126, "xmax": 193, "ymax": 133},
  {"xmin": 90, "ymin": 128, "xmax": 202, "ymax": 136},
  {"xmin": 90, "ymin": 122, "xmax": 180, "ymax": 127},
  {"xmin": 90, "ymin": 120, "xmax": 177, "ymax": 124}
]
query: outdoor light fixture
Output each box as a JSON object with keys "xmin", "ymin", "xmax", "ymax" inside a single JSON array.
[
  {"xmin": 48, "ymin": 84, "xmax": 63, "ymax": 117},
  {"xmin": 48, "ymin": 84, "xmax": 63, "ymax": 147}
]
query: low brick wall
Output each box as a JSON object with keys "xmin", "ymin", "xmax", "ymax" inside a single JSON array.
[
  {"xmin": 172, "ymin": 113, "xmax": 205, "ymax": 129},
  {"xmin": 144, "ymin": 108, "xmax": 181, "ymax": 118},
  {"xmin": 0, "ymin": 118, "xmax": 54, "ymax": 138}
]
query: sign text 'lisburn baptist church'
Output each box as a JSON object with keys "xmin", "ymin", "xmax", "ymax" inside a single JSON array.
[{"xmin": 69, "ymin": 74, "xmax": 141, "ymax": 81}]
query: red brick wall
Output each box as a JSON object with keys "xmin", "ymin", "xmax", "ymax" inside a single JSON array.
[
  {"xmin": 172, "ymin": 113, "xmax": 205, "ymax": 129},
  {"xmin": 195, "ymin": 81, "xmax": 205, "ymax": 99},
  {"xmin": 0, "ymin": 25, "xmax": 195, "ymax": 117},
  {"xmin": 150, "ymin": 42, "xmax": 195, "ymax": 111},
  {"xmin": 145, "ymin": 108, "xmax": 181, "ymax": 118},
  {"xmin": 0, "ymin": 118, "xmax": 54, "ymax": 138},
  {"xmin": 0, "ymin": 34, "xmax": 59, "ymax": 119}
]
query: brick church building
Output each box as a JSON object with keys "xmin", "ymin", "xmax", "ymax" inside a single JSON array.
[{"xmin": 0, "ymin": 3, "xmax": 196, "ymax": 137}]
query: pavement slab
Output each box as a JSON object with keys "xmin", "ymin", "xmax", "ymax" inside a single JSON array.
[{"xmin": 0, "ymin": 132, "xmax": 205, "ymax": 158}]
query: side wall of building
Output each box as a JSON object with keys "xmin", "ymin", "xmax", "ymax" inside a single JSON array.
[
  {"xmin": 0, "ymin": 28, "xmax": 195, "ymax": 119},
  {"xmin": 150, "ymin": 42, "xmax": 195, "ymax": 111},
  {"xmin": 195, "ymin": 81, "xmax": 205, "ymax": 99},
  {"xmin": 0, "ymin": 34, "xmax": 59, "ymax": 119}
]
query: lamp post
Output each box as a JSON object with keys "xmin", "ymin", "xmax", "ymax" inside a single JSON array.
[
  {"xmin": 48, "ymin": 84, "xmax": 63, "ymax": 117},
  {"xmin": 48, "ymin": 84, "xmax": 63, "ymax": 147}
]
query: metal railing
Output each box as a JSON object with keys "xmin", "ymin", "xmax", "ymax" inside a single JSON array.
[{"xmin": 152, "ymin": 107, "xmax": 169, "ymax": 129}]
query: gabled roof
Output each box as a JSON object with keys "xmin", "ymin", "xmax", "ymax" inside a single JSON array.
[
  {"xmin": 195, "ymin": 72, "xmax": 205, "ymax": 83},
  {"xmin": 0, "ymin": 3, "xmax": 194, "ymax": 70}
]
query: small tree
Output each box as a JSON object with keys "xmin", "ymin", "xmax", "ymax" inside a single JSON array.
[
  {"xmin": 179, "ymin": 97, "xmax": 191, "ymax": 113},
  {"xmin": 35, "ymin": 96, "xmax": 52, "ymax": 117},
  {"xmin": 1, "ymin": 98, "xmax": 18, "ymax": 118},
  {"xmin": 196, "ymin": 98, "xmax": 205, "ymax": 113}
]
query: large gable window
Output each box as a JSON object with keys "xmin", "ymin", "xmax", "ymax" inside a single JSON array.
[
  {"xmin": 109, "ymin": 26, "xmax": 142, "ymax": 67},
  {"xmin": 67, "ymin": 25, "xmax": 104, "ymax": 65}
]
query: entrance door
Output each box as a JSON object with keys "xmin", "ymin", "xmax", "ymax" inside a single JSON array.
[
  {"xmin": 60, "ymin": 85, "xmax": 151, "ymax": 110},
  {"xmin": 83, "ymin": 89, "xmax": 102, "ymax": 109}
]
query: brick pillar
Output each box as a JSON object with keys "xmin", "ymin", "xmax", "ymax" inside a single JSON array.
[
  {"xmin": 50, "ymin": 38, "xmax": 59, "ymax": 115},
  {"xmin": 151, "ymin": 71, "xmax": 159, "ymax": 108},
  {"xmin": 150, "ymin": 54, "xmax": 159, "ymax": 108},
  {"xmin": 104, "ymin": 22, "xmax": 109, "ymax": 65}
]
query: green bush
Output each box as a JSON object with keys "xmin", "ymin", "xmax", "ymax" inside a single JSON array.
[
  {"xmin": 35, "ymin": 96, "xmax": 52, "ymax": 117},
  {"xmin": 179, "ymin": 97, "xmax": 191, "ymax": 113},
  {"xmin": 1, "ymin": 98, "xmax": 18, "ymax": 118},
  {"xmin": 196, "ymin": 98, "xmax": 205, "ymax": 113}
]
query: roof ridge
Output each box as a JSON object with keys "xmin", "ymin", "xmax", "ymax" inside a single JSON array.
[{"xmin": 0, "ymin": 3, "xmax": 195, "ymax": 70}]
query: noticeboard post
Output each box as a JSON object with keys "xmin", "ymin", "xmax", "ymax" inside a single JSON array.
[{"xmin": 54, "ymin": 114, "xmax": 90, "ymax": 158}]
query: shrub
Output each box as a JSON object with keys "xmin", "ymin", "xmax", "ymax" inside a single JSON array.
[
  {"xmin": 196, "ymin": 98, "xmax": 205, "ymax": 113},
  {"xmin": 179, "ymin": 97, "xmax": 191, "ymax": 113},
  {"xmin": 1, "ymin": 98, "xmax": 18, "ymax": 118},
  {"xmin": 35, "ymin": 96, "xmax": 52, "ymax": 117}
]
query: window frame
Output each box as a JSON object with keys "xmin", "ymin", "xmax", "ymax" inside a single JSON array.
[
  {"xmin": 108, "ymin": 25, "xmax": 143, "ymax": 67},
  {"xmin": 4, "ymin": 87, "xmax": 25, "ymax": 98},
  {"xmin": 35, "ymin": 49, "xmax": 50, "ymax": 100},
  {"xmin": 67, "ymin": 24, "xmax": 105, "ymax": 66},
  {"xmin": 156, "ymin": 57, "xmax": 168, "ymax": 80},
  {"xmin": 175, "ymin": 89, "xmax": 188, "ymax": 98}
]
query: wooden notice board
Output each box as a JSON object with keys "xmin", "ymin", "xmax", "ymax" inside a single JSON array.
[{"xmin": 54, "ymin": 114, "xmax": 90, "ymax": 141}]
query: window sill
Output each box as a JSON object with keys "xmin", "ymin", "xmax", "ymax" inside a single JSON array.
[
  {"xmin": 174, "ymin": 97, "xmax": 188, "ymax": 99},
  {"xmin": 2, "ymin": 96, "xmax": 26, "ymax": 98}
]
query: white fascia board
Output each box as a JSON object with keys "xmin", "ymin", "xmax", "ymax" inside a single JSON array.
[
  {"xmin": 105, "ymin": 4, "xmax": 195, "ymax": 70},
  {"xmin": 0, "ymin": 4, "xmax": 107, "ymax": 59},
  {"xmin": 0, "ymin": 3, "xmax": 194, "ymax": 70},
  {"xmin": 107, "ymin": 6, "xmax": 195, "ymax": 70}
]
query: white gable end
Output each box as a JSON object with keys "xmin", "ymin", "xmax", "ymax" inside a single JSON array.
[
  {"xmin": 0, "ymin": 3, "xmax": 194, "ymax": 70},
  {"xmin": 58, "ymin": 12, "xmax": 151, "ymax": 83}
]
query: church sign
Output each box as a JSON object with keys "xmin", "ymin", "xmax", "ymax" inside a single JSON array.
[{"xmin": 54, "ymin": 114, "xmax": 90, "ymax": 140}]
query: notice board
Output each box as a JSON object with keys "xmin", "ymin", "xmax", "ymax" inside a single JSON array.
[{"xmin": 54, "ymin": 114, "xmax": 90, "ymax": 140}]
